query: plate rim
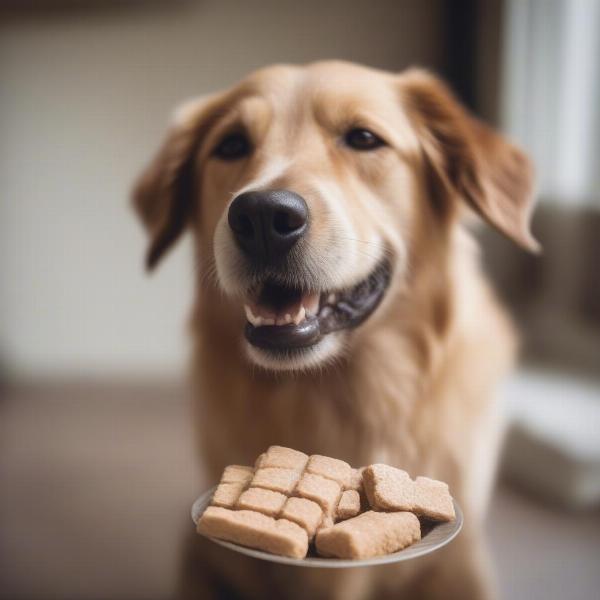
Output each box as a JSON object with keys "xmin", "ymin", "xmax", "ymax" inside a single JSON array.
[{"xmin": 191, "ymin": 486, "xmax": 463, "ymax": 569}]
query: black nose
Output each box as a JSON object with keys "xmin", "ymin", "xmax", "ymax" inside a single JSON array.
[{"xmin": 228, "ymin": 189, "xmax": 309, "ymax": 263}]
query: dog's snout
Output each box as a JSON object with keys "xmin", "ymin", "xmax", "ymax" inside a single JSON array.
[{"xmin": 228, "ymin": 189, "xmax": 308, "ymax": 263}]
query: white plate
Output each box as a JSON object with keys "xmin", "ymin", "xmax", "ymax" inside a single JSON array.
[{"xmin": 191, "ymin": 487, "xmax": 463, "ymax": 568}]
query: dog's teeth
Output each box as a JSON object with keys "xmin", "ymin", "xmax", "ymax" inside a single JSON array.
[
  {"xmin": 244, "ymin": 306, "xmax": 261, "ymax": 327},
  {"xmin": 293, "ymin": 306, "xmax": 306, "ymax": 325},
  {"xmin": 244, "ymin": 304, "xmax": 263, "ymax": 327},
  {"xmin": 303, "ymin": 292, "xmax": 320, "ymax": 316},
  {"xmin": 327, "ymin": 293, "xmax": 336, "ymax": 305},
  {"xmin": 244, "ymin": 304, "xmax": 255, "ymax": 323},
  {"xmin": 263, "ymin": 318, "xmax": 275, "ymax": 326},
  {"xmin": 276, "ymin": 313, "xmax": 292, "ymax": 326}
]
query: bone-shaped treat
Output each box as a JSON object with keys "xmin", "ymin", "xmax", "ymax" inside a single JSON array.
[{"xmin": 363, "ymin": 464, "xmax": 455, "ymax": 522}]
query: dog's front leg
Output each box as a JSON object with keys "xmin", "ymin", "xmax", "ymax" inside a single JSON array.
[
  {"xmin": 178, "ymin": 530, "xmax": 229, "ymax": 600},
  {"xmin": 409, "ymin": 523, "xmax": 497, "ymax": 600},
  {"xmin": 179, "ymin": 529, "xmax": 378, "ymax": 600},
  {"xmin": 179, "ymin": 529, "xmax": 275, "ymax": 600}
]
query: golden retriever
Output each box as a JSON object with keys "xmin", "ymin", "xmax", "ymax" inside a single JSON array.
[{"xmin": 132, "ymin": 61, "xmax": 537, "ymax": 600}]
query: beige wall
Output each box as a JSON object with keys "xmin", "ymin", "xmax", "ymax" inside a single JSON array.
[{"xmin": 0, "ymin": 0, "xmax": 443, "ymax": 379}]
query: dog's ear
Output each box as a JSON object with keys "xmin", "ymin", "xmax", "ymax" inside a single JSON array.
[
  {"xmin": 132, "ymin": 94, "xmax": 223, "ymax": 270},
  {"xmin": 400, "ymin": 69, "xmax": 539, "ymax": 252}
]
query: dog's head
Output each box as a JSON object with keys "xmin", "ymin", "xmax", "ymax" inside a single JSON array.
[{"xmin": 133, "ymin": 61, "xmax": 537, "ymax": 372}]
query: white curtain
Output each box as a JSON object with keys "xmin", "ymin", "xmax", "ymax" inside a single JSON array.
[{"xmin": 501, "ymin": 0, "xmax": 600, "ymax": 204}]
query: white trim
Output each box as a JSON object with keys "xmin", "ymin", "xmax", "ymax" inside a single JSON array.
[{"xmin": 501, "ymin": 0, "xmax": 600, "ymax": 204}]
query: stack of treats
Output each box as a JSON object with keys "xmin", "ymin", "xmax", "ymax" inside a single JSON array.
[{"xmin": 197, "ymin": 446, "xmax": 456, "ymax": 560}]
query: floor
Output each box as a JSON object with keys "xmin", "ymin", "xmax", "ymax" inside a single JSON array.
[{"xmin": 1, "ymin": 381, "xmax": 599, "ymax": 600}]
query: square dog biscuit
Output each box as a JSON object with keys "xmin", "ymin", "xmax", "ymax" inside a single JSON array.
[
  {"xmin": 280, "ymin": 497, "xmax": 323, "ymax": 538},
  {"xmin": 317, "ymin": 515, "xmax": 334, "ymax": 533},
  {"xmin": 221, "ymin": 465, "xmax": 254, "ymax": 484},
  {"xmin": 202, "ymin": 450, "xmax": 455, "ymax": 560},
  {"xmin": 259, "ymin": 446, "xmax": 308, "ymax": 471},
  {"xmin": 295, "ymin": 473, "xmax": 341, "ymax": 515},
  {"xmin": 336, "ymin": 489, "xmax": 361, "ymax": 521},
  {"xmin": 251, "ymin": 467, "xmax": 300, "ymax": 494},
  {"xmin": 347, "ymin": 468, "xmax": 364, "ymax": 492},
  {"xmin": 316, "ymin": 510, "xmax": 421, "ymax": 559},
  {"xmin": 212, "ymin": 482, "xmax": 246, "ymax": 508},
  {"xmin": 236, "ymin": 487, "xmax": 286, "ymax": 517},
  {"xmin": 413, "ymin": 476, "xmax": 456, "ymax": 521},
  {"xmin": 306, "ymin": 455, "xmax": 352, "ymax": 488},
  {"xmin": 363, "ymin": 464, "xmax": 455, "ymax": 521},
  {"xmin": 198, "ymin": 506, "xmax": 308, "ymax": 559}
]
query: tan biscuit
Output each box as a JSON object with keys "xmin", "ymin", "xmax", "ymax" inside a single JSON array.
[
  {"xmin": 306, "ymin": 455, "xmax": 352, "ymax": 487},
  {"xmin": 347, "ymin": 467, "xmax": 364, "ymax": 491},
  {"xmin": 206, "ymin": 451, "xmax": 454, "ymax": 560},
  {"xmin": 413, "ymin": 476, "xmax": 456, "ymax": 521},
  {"xmin": 295, "ymin": 473, "xmax": 341, "ymax": 515},
  {"xmin": 236, "ymin": 487, "xmax": 287, "ymax": 517},
  {"xmin": 221, "ymin": 465, "xmax": 254, "ymax": 484},
  {"xmin": 251, "ymin": 467, "xmax": 300, "ymax": 494},
  {"xmin": 336, "ymin": 489, "xmax": 361, "ymax": 521},
  {"xmin": 198, "ymin": 506, "xmax": 308, "ymax": 559},
  {"xmin": 315, "ymin": 510, "xmax": 421, "ymax": 559},
  {"xmin": 318, "ymin": 515, "xmax": 334, "ymax": 532},
  {"xmin": 211, "ymin": 482, "xmax": 246, "ymax": 508},
  {"xmin": 347, "ymin": 467, "xmax": 369, "ymax": 509},
  {"xmin": 363, "ymin": 464, "xmax": 455, "ymax": 521},
  {"xmin": 280, "ymin": 497, "xmax": 323, "ymax": 538},
  {"xmin": 259, "ymin": 446, "xmax": 308, "ymax": 471}
]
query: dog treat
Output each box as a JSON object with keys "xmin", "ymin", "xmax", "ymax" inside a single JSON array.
[
  {"xmin": 280, "ymin": 497, "xmax": 323, "ymax": 538},
  {"xmin": 197, "ymin": 447, "xmax": 455, "ymax": 560},
  {"xmin": 211, "ymin": 482, "xmax": 247, "ymax": 509},
  {"xmin": 295, "ymin": 472, "xmax": 341, "ymax": 515},
  {"xmin": 198, "ymin": 506, "xmax": 308, "ymax": 559},
  {"xmin": 252, "ymin": 467, "xmax": 300, "ymax": 494},
  {"xmin": 347, "ymin": 467, "xmax": 364, "ymax": 492},
  {"xmin": 316, "ymin": 510, "xmax": 421, "ymax": 559},
  {"xmin": 221, "ymin": 465, "xmax": 254, "ymax": 484},
  {"xmin": 363, "ymin": 464, "xmax": 455, "ymax": 521},
  {"xmin": 336, "ymin": 489, "xmax": 361, "ymax": 521},
  {"xmin": 257, "ymin": 446, "xmax": 309, "ymax": 471},
  {"xmin": 236, "ymin": 487, "xmax": 287, "ymax": 517},
  {"xmin": 318, "ymin": 515, "xmax": 335, "ymax": 532},
  {"xmin": 306, "ymin": 454, "xmax": 352, "ymax": 488},
  {"xmin": 347, "ymin": 467, "xmax": 369, "ymax": 509}
]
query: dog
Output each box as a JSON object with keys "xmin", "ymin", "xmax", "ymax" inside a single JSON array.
[{"xmin": 132, "ymin": 61, "xmax": 537, "ymax": 599}]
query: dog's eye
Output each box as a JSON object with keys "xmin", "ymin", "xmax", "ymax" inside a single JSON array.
[
  {"xmin": 213, "ymin": 133, "xmax": 251, "ymax": 160},
  {"xmin": 344, "ymin": 128, "xmax": 386, "ymax": 151}
]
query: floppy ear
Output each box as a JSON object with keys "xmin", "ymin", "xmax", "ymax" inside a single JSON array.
[
  {"xmin": 400, "ymin": 69, "xmax": 539, "ymax": 252},
  {"xmin": 132, "ymin": 95, "xmax": 222, "ymax": 270}
]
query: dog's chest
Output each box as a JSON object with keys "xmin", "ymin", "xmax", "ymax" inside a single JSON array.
[{"xmin": 194, "ymin": 347, "xmax": 449, "ymax": 485}]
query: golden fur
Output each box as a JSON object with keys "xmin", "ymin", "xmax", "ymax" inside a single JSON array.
[{"xmin": 132, "ymin": 61, "xmax": 537, "ymax": 599}]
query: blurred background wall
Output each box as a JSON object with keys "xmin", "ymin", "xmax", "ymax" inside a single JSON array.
[{"xmin": 1, "ymin": 1, "xmax": 599, "ymax": 600}]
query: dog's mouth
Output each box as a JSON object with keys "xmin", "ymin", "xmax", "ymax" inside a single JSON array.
[{"xmin": 243, "ymin": 259, "xmax": 391, "ymax": 353}]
